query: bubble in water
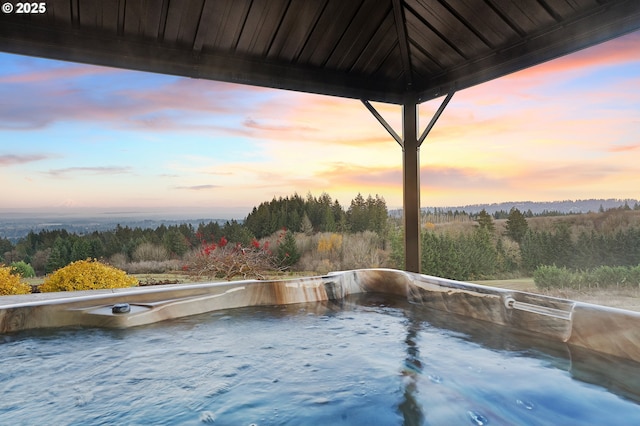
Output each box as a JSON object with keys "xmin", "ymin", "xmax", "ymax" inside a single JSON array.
[
  {"xmin": 200, "ymin": 411, "xmax": 216, "ymax": 423},
  {"xmin": 516, "ymin": 399, "xmax": 535, "ymax": 410},
  {"xmin": 428, "ymin": 374, "xmax": 443, "ymax": 383},
  {"xmin": 468, "ymin": 410, "xmax": 489, "ymax": 425},
  {"xmin": 74, "ymin": 395, "xmax": 88, "ymax": 407},
  {"xmin": 73, "ymin": 386, "xmax": 93, "ymax": 407}
]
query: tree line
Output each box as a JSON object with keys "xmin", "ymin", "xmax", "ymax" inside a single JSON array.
[
  {"xmin": 395, "ymin": 207, "xmax": 640, "ymax": 281},
  {"xmin": 244, "ymin": 192, "xmax": 388, "ymax": 239},
  {"xmin": 521, "ymin": 226, "xmax": 640, "ymax": 272},
  {"xmin": 3, "ymin": 197, "xmax": 639, "ymax": 281},
  {"xmin": 0, "ymin": 192, "xmax": 388, "ymax": 276},
  {"xmin": 1, "ymin": 221, "xmax": 247, "ymax": 276}
]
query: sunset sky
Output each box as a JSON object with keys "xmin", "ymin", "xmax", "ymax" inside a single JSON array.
[{"xmin": 1, "ymin": 30, "xmax": 639, "ymax": 219}]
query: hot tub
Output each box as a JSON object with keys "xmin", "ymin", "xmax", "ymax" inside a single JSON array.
[{"xmin": 1, "ymin": 269, "xmax": 639, "ymax": 423}]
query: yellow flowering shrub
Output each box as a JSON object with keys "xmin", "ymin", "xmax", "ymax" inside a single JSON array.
[
  {"xmin": 40, "ymin": 259, "xmax": 138, "ymax": 293},
  {"xmin": 317, "ymin": 233, "xmax": 343, "ymax": 254},
  {"xmin": 0, "ymin": 265, "xmax": 32, "ymax": 295},
  {"xmin": 424, "ymin": 222, "xmax": 436, "ymax": 231}
]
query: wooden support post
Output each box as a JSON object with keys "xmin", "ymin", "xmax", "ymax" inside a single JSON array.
[
  {"xmin": 402, "ymin": 99, "xmax": 421, "ymax": 272},
  {"xmin": 361, "ymin": 92, "xmax": 454, "ymax": 273}
]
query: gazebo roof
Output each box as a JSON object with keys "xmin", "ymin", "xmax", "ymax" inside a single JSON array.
[{"xmin": 1, "ymin": 0, "xmax": 639, "ymax": 104}]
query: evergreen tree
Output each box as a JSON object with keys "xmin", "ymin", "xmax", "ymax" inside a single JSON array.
[
  {"xmin": 505, "ymin": 207, "xmax": 529, "ymax": 244},
  {"xmin": 520, "ymin": 229, "xmax": 555, "ymax": 272},
  {"xmin": 196, "ymin": 221, "xmax": 222, "ymax": 243},
  {"xmin": 46, "ymin": 237, "xmax": 70, "ymax": 273},
  {"xmin": 177, "ymin": 223, "xmax": 197, "ymax": 247},
  {"xmin": 300, "ymin": 213, "xmax": 313, "ymax": 236},
  {"xmin": 369, "ymin": 194, "xmax": 389, "ymax": 236},
  {"xmin": 277, "ymin": 230, "xmax": 300, "ymax": 269},
  {"xmin": 70, "ymin": 237, "xmax": 91, "ymax": 261},
  {"xmin": 347, "ymin": 193, "xmax": 368, "ymax": 232},
  {"xmin": 100, "ymin": 231, "xmax": 123, "ymax": 258},
  {"xmin": 88, "ymin": 237, "xmax": 105, "ymax": 259},
  {"xmin": 244, "ymin": 203, "xmax": 271, "ymax": 238},
  {"xmin": 0, "ymin": 237, "xmax": 13, "ymax": 262},
  {"xmin": 475, "ymin": 209, "xmax": 495, "ymax": 232},
  {"xmin": 163, "ymin": 228, "xmax": 189, "ymax": 257},
  {"xmin": 495, "ymin": 237, "xmax": 517, "ymax": 272},
  {"xmin": 421, "ymin": 231, "xmax": 463, "ymax": 279},
  {"xmin": 220, "ymin": 220, "xmax": 255, "ymax": 246},
  {"xmin": 551, "ymin": 223, "xmax": 574, "ymax": 267},
  {"xmin": 305, "ymin": 192, "xmax": 322, "ymax": 229},
  {"xmin": 321, "ymin": 207, "xmax": 336, "ymax": 232},
  {"xmin": 389, "ymin": 226, "xmax": 405, "ymax": 270},
  {"xmin": 290, "ymin": 209, "xmax": 301, "ymax": 233},
  {"xmin": 333, "ymin": 200, "xmax": 347, "ymax": 232},
  {"xmin": 463, "ymin": 227, "xmax": 498, "ymax": 279}
]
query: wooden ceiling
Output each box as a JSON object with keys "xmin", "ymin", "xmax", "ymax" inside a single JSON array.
[{"xmin": 0, "ymin": 0, "xmax": 639, "ymax": 104}]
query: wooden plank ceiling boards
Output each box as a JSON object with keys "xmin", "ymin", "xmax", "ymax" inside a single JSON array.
[{"xmin": 1, "ymin": 0, "xmax": 639, "ymax": 104}]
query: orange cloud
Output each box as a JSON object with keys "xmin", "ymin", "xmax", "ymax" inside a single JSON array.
[
  {"xmin": 246, "ymin": 93, "xmax": 399, "ymax": 146},
  {"xmin": 314, "ymin": 162, "xmax": 400, "ymax": 186},
  {"xmin": 608, "ymin": 144, "xmax": 640, "ymax": 152},
  {"xmin": 507, "ymin": 162, "xmax": 630, "ymax": 189}
]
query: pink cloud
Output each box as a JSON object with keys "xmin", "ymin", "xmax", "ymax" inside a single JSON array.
[
  {"xmin": 0, "ymin": 76, "xmax": 260, "ymax": 134},
  {"xmin": 175, "ymin": 184, "xmax": 220, "ymax": 191},
  {"xmin": 0, "ymin": 153, "xmax": 51, "ymax": 166},
  {"xmin": 123, "ymin": 78, "xmax": 256, "ymax": 115},
  {"xmin": 44, "ymin": 166, "xmax": 133, "ymax": 178},
  {"xmin": 0, "ymin": 64, "xmax": 120, "ymax": 84},
  {"xmin": 513, "ymin": 32, "xmax": 640, "ymax": 80},
  {"xmin": 461, "ymin": 32, "xmax": 640, "ymax": 106},
  {"xmin": 243, "ymin": 117, "xmax": 318, "ymax": 134}
]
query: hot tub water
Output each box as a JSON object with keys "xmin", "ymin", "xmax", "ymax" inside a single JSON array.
[{"xmin": 2, "ymin": 294, "xmax": 639, "ymax": 425}]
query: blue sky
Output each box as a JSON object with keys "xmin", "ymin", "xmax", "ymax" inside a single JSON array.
[{"xmin": 1, "ymin": 30, "xmax": 639, "ymax": 219}]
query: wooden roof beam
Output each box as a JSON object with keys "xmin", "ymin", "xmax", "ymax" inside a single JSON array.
[{"xmin": 392, "ymin": 0, "xmax": 413, "ymax": 92}]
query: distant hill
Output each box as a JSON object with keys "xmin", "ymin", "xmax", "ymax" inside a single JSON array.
[
  {"xmin": 0, "ymin": 216, "xmax": 233, "ymax": 243},
  {"xmin": 4, "ymin": 198, "xmax": 639, "ymax": 243},
  {"xmin": 390, "ymin": 198, "xmax": 640, "ymax": 217}
]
